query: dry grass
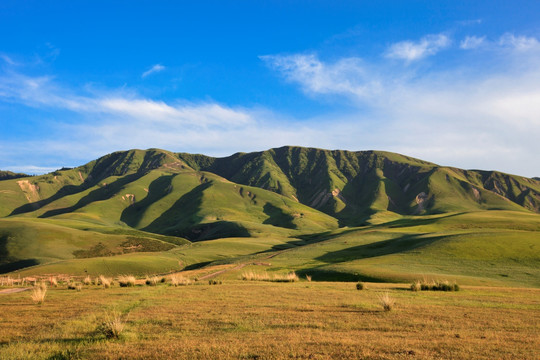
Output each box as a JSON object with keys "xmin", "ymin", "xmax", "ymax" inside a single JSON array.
[
  {"xmin": 415, "ymin": 279, "xmax": 460, "ymax": 292},
  {"xmin": 30, "ymin": 284, "xmax": 47, "ymax": 304},
  {"xmin": 378, "ymin": 292, "xmax": 395, "ymax": 311},
  {"xmin": 118, "ymin": 275, "xmax": 136, "ymax": 287},
  {"xmin": 1, "ymin": 282, "xmax": 539, "ymax": 359},
  {"xmin": 305, "ymin": 274, "xmax": 312, "ymax": 282},
  {"xmin": 410, "ymin": 280, "xmax": 422, "ymax": 291},
  {"xmin": 145, "ymin": 276, "xmax": 160, "ymax": 286},
  {"xmin": 98, "ymin": 275, "xmax": 112, "ymax": 289},
  {"xmin": 0, "ymin": 276, "xmax": 15, "ymax": 286},
  {"xmin": 97, "ymin": 311, "xmax": 127, "ymax": 339},
  {"xmin": 48, "ymin": 277, "xmax": 58, "ymax": 287},
  {"xmin": 83, "ymin": 276, "xmax": 92, "ymax": 285},
  {"xmin": 241, "ymin": 271, "xmax": 299, "ymax": 282},
  {"xmin": 170, "ymin": 274, "xmax": 192, "ymax": 286}
]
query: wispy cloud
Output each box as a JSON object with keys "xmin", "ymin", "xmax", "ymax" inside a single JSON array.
[
  {"xmin": 385, "ymin": 33, "xmax": 451, "ymax": 62},
  {"xmin": 499, "ymin": 33, "xmax": 540, "ymax": 51},
  {"xmin": 1, "ymin": 31, "xmax": 540, "ymax": 177},
  {"xmin": 142, "ymin": 64, "xmax": 165, "ymax": 78},
  {"xmin": 0, "ymin": 54, "xmax": 17, "ymax": 65},
  {"xmin": 260, "ymin": 54, "xmax": 381, "ymax": 100},
  {"xmin": 262, "ymin": 33, "xmax": 540, "ymax": 177},
  {"xmin": 460, "ymin": 35, "xmax": 486, "ymax": 50}
]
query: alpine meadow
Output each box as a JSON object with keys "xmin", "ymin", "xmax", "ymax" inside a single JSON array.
[{"xmin": 1, "ymin": 2, "xmax": 540, "ymax": 360}]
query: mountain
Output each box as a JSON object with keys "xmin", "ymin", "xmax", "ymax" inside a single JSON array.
[
  {"xmin": 178, "ymin": 146, "xmax": 540, "ymax": 224},
  {"xmin": 1, "ymin": 146, "xmax": 539, "ymax": 285}
]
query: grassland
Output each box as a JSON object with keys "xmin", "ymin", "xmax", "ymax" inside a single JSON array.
[{"xmin": 0, "ymin": 280, "xmax": 538, "ymax": 359}]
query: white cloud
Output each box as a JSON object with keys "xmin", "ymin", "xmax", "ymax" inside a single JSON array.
[
  {"xmin": 499, "ymin": 33, "xmax": 540, "ymax": 51},
  {"xmin": 385, "ymin": 34, "xmax": 451, "ymax": 62},
  {"xmin": 262, "ymin": 38, "xmax": 540, "ymax": 177},
  {"xmin": 2, "ymin": 31, "xmax": 540, "ymax": 178},
  {"xmin": 460, "ymin": 35, "xmax": 486, "ymax": 50},
  {"xmin": 142, "ymin": 64, "xmax": 165, "ymax": 78},
  {"xmin": 260, "ymin": 54, "xmax": 382, "ymax": 100}
]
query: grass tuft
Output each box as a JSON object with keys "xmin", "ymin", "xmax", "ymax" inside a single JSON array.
[
  {"xmin": 378, "ymin": 292, "xmax": 395, "ymax": 311},
  {"xmin": 31, "ymin": 284, "xmax": 47, "ymax": 304},
  {"xmin": 118, "ymin": 275, "xmax": 136, "ymax": 287},
  {"xmin": 305, "ymin": 274, "xmax": 312, "ymax": 282},
  {"xmin": 356, "ymin": 282, "xmax": 365, "ymax": 290},
  {"xmin": 241, "ymin": 271, "xmax": 298, "ymax": 282},
  {"xmin": 170, "ymin": 274, "xmax": 192, "ymax": 286},
  {"xmin": 97, "ymin": 311, "xmax": 127, "ymax": 339},
  {"xmin": 98, "ymin": 275, "xmax": 113, "ymax": 289},
  {"xmin": 83, "ymin": 276, "xmax": 92, "ymax": 285},
  {"xmin": 413, "ymin": 280, "xmax": 460, "ymax": 292},
  {"xmin": 145, "ymin": 276, "xmax": 159, "ymax": 286}
]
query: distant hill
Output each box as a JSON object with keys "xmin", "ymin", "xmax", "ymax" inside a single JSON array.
[
  {"xmin": 1, "ymin": 146, "xmax": 539, "ymax": 284},
  {"xmin": 0, "ymin": 170, "xmax": 28, "ymax": 181}
]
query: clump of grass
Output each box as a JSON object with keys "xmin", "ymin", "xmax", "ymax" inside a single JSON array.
[
  {"xmin": 208, "ymin": 279, "xmax": 222, "ymax": 285},
  {"xmin": 410, "ymin": 281, "xmax": 421, "ymax": 292},
  {"xmin": 31, "ymin": 284, "xmax": 47, "ymax": 304},
  {"xmin": 356, "ymin": 282, "xmax": 365, "ymax": 290},
  {"xmin": 118, "ymin": 275, "xmax": 136, "ymax": 287},
  {"xmin": 98, "ymin": 275, "xmax": 112, "ymax": 289},
  {"xmin": 413, "ymin": 280, "xmax": 460, "ymax": 292},
  {"xmin": 305, "ymin": 274, "xmax": 312, "ymax": 282},
  {"xmin": 145, "ymin": 276, "xmax": 159, "ymax": 286},
  {"xmin": 278, "ymin": 272, "xmax": 299, "ymax": 283},
  {"xmin": 1, "ymin": 276, "xmax": 15, "ymax": 286},
  {"xmin": 97, "ymin": 311, "xmax": 127, "ymax": 339},
  {"xmin": 49, "ymin": 277, "xmax": 58, "ymax": 287},
  {"xmin": 67, "ymin": 282, "xmax": 77, "ymax": 290},
  {"xmin": 170, "ymin": 275, "xmax": 191, "ymax": 286},
  {"xmin": 160, "ymin": 277, "xmax": 167, "ymax": 283},
  {"xmin": 241, "ymin": 271, "xmax": 298, "ymax": 283},
  {"xmin": 75, "ymin": 283, "xmax": 83, "ymax": 292},
  {"xmin": 378, "ymin": 292, "xmax": 395, "ymax": 312},
  {"xmin": 83, "ymin": 276, "xmax": 92, "ymax": 285},
  {"xmin": 242, "ymin": 271, "xmax": 270, "ymax": 281}
]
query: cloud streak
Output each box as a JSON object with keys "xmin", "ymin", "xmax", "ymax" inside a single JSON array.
[
  {"xmin": 385, "ymin": 33, "xmax": 451, "ymax": 62},
  {"xmin": 142, "ymin": 64, "xmax": 165, "ymax": 78}
]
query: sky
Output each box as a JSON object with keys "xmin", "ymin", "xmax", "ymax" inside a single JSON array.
[{"xmin": 1, "ymin": 1, "xmax": 539, "ymax": 177}]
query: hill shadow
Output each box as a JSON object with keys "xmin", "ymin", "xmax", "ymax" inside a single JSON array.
[
  {"xmin": 142, "ymin": 181, "xmax": 212, "ymax": 236},
  {"xmin": 38, "ymin": 173, "xmax": 144, "ymax": 218},
  {"xmin": 120, "ymin": 174, "xmax": 177, "ymax": 227},
  {"xmin": 0, "ymin": 233, "xmax": 39, "ymax": 273},
  {"xmin": 315, "ymin": 233, "xmax": 446, "ymax": 264},
  {"xmin": 262, "ymin": 203, "xmax": 297, "ymax": 229}
]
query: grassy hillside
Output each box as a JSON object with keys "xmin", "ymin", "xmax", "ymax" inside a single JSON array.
[
  {"xmin": 1, "ymin": 146, "xmax": 539, "ymax": 285},
  {"xmin": 179, "ymin": 146, "xmax": 540, "ymax": 224}
]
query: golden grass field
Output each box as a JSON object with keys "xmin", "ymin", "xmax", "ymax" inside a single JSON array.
[{"xmin": 0, "ymin": 279, "xmax": 539, "ymax": 359}]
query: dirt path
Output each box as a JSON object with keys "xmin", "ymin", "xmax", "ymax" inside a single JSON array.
[{"xmin": 0, "ymin": 288, "xmax": 31, "ymax": 295}]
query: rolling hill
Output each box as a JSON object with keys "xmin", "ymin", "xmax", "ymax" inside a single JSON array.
[{"xmin": 1, "ymin": 146, "xmax": 539, "ymax": 286}]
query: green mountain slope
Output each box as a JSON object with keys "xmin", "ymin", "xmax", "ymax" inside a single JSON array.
[
  {"xmin": 1, "ymin": 146, "xmax": 539, "ymax": 284},
  {"xmin": 179, "ymin": 146, "xmax": 540, "ymax": 224}
]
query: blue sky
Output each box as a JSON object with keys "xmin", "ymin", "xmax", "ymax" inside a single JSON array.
[{"xmin": 1, "ymin": 1, "xmax": 539, "ymax": 177}]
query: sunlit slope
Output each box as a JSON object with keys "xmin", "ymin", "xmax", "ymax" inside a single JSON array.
[
  {"xmin": 0, "ymin": 217, "xmax": 188, "ymax": 273},
  {"xmin": 179, "ymin": 146, "xmax": 540, "ymax": 224},
  {"xmin": 252, "ymin": 211, "xmax": 540, "ymax": 287}
]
